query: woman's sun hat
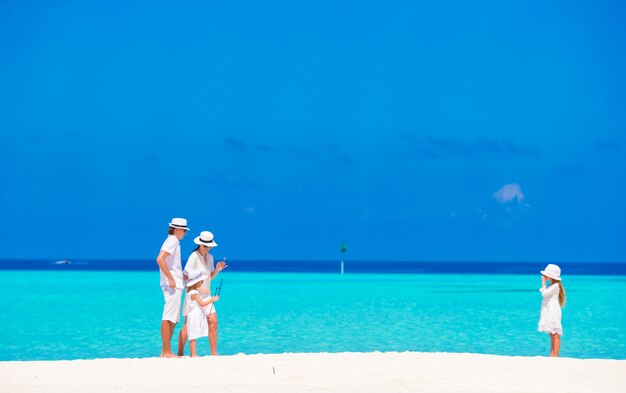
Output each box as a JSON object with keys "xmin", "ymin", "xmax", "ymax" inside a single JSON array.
[
  {"xmin": 186, "ymin": 269, "xmax": 208, "ymax": 287},
  {"xmin": 194, "ymin": 231, "xmax": 218, "ymax": 247},
  {"xmin": 540, "ymin": 264, "xmax": 562, "ymax": 281},
  {"xmin": 169, "ymin": 218, "xmax": 189, "ymax": 231}
]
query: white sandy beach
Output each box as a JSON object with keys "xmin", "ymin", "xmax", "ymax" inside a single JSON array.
[{"xmin": 1, "ymin": 352, "xmax": 625, "ymax": 393}]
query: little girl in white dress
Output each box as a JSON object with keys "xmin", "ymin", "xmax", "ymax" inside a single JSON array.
[
  {"xmin": 538, "ymin": 264, "xmax": 566, "ymax": 357},
  {"xmin": 183, "ymin": 270, "xmax": 220, "ymax": 357}
]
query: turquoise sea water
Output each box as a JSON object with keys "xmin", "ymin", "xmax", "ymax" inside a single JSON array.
[{"xmin": 1, "ymin": 270, "xmax": 625, "ymax": 360}]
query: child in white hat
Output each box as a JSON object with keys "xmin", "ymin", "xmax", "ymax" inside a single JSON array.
[
  {"xmin": 183, "ymin": 270, "xmax": 220, "ymax": 357},
  {"xmin": 538, "ymin": 263, "xmax": 566, "ymax": 357}
]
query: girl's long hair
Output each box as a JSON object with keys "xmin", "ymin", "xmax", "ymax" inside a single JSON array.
[{"xmin": 554, "ymin": 280, "xmax": 566, "ymax": 307}]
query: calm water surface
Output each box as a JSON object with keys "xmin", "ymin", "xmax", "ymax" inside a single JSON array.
[{"xmin": 0, "ymin": 270, "xmax": 625, "ymax": 360}]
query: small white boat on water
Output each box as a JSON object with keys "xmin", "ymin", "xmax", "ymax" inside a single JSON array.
[{"xmin": 53, "ymin": 259, "xmax": 71, "ymax": 265}]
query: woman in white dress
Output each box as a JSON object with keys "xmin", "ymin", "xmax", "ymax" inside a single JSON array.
[
  {"xmin": 177, "ymin": 231, "xmax": 227, "ymax": 356},
  {"xmin": 183, "ymin": 270, "xmax": 220, "ymax": 357},
  {"xmin": 538, "ymin": 264, "xmax": 566, "ymax": 357}
]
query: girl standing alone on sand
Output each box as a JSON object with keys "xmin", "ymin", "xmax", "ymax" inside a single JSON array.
[{"xmin": 538, "ymin": 264, "xmax": 566, "ymax": 357}]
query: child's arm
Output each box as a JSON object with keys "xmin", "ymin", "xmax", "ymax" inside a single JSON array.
[
  {"xmin": 191, "ymin": 293, "xmax": 219, "ymax": 307},
  {"xmin": 539, "ymin": 283, "xmax": 559, "ymax": 297}
]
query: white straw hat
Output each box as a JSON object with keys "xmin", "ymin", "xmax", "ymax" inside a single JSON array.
[
  {"xmin": 194, "ymin": 231, "xmax": 218, "ymax": 247},
  {"xmin": 169, "ymin": 218, "xmax": 189, "ymax": 231},
  {"xmin": 186, "ymin": 270, "xmax": 208, "ymax": 287},
  {"xmin": 540, "ymin": 264, "xmax": 562, "ymax": 281}
]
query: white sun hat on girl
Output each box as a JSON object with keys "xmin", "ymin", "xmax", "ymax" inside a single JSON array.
[
  {"xmin": 194, "ymin": 231, "xmax": 218, "ymax": 247},
  {"xmin": 186, "ymin": 270, "xmax": 208, "ymax": 287},
  {"xmin": 540, "ymin": 264, "xmax": 562, "ymax": 281}
]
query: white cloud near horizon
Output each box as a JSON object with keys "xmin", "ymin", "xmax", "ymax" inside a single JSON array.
[{"xmin": 493, "ymin": 183, "xmax": 525, "ymax": 203}]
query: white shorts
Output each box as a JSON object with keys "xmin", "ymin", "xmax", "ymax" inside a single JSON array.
[{"xmin": 161, "ymin": 286, "xmax": 183, "ymax": 323}]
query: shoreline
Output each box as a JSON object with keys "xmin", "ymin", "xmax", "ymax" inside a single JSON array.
[{"xmin": 1, "ymin": 352, "xmax": 625, "ymax": 393}]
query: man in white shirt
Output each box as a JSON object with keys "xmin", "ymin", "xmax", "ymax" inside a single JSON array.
[{"xmin": 156, "ymin": 217, "xmax": 189, "ymax": 358}]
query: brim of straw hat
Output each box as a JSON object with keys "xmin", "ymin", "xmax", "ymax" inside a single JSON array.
[
  {"xmin": 187, "ymin": 274, "xmax": 208, "ymax": 286},
  {"xmin": 194, "ymin": 237, "xmax": 217, "ymax": 247},
  {"xmin": 540, "ymin": 270, "xmax": 561, "ymax": 281}
]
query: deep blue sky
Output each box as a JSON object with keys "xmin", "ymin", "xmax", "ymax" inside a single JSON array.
[{"xmin": 1, "ymin": 1, "xmax": 625, "ymax": 262}]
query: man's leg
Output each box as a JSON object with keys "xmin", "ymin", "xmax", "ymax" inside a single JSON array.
[
  {"xmin": 161, "ymin": 320, "xmax": 177, "ymax": 357},
  {"xmin": 161, "ymin": 288, "xmax": 182, "ymax": 358}
]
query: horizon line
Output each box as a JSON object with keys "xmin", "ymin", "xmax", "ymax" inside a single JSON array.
[{"xmin": 1, "ymin": 258, "xmax": 625, "ymax": 264}]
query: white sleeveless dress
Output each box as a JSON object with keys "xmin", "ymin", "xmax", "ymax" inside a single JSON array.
[{"xmin": 185, "ymin": 290, "xmax": 208, "ymax": 340}]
